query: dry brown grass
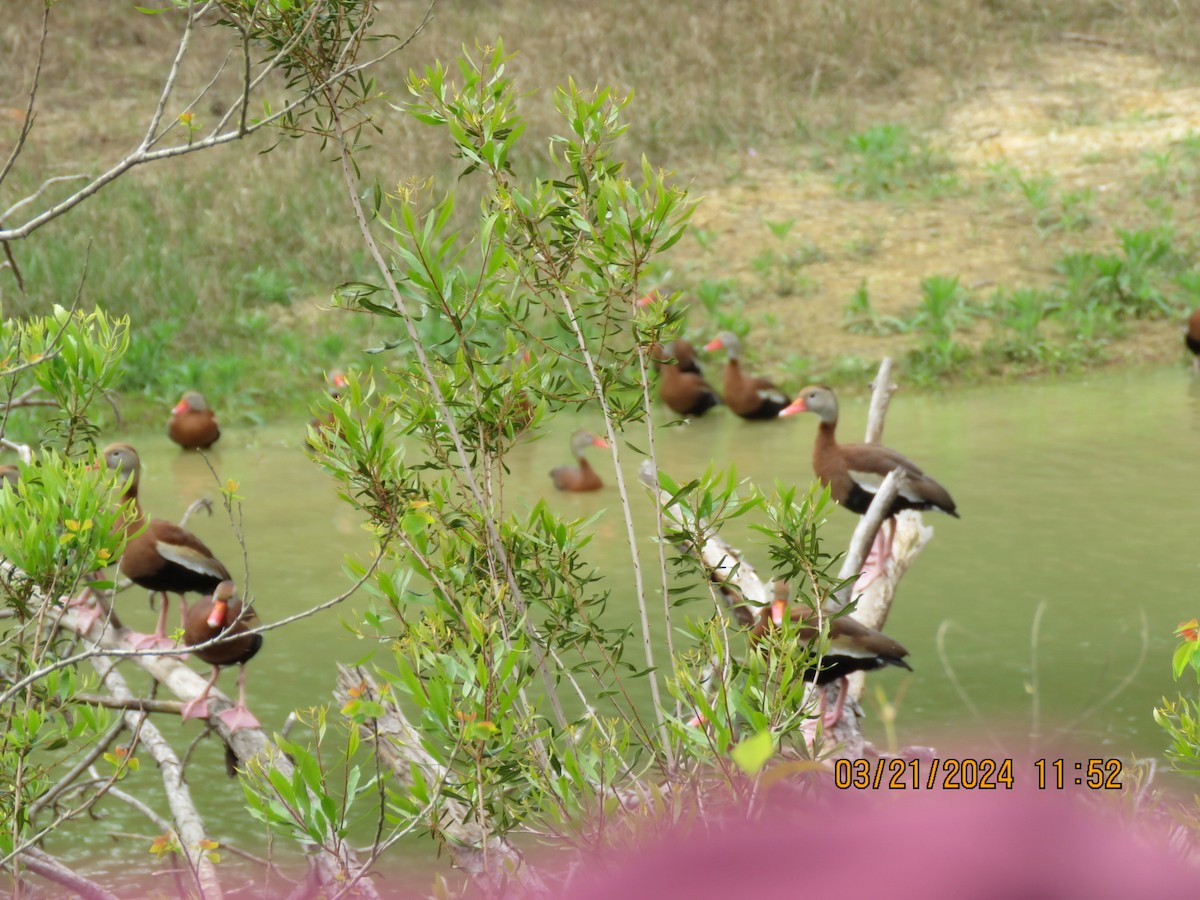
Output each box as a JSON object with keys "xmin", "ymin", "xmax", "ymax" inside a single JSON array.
[
  {"xmin": 2, "ymin": 0, "xmax": 1199, "ymax": 408},
  {"xmin": 6, "ymin": 1, "xmax": 1196, "ymax": 178}
]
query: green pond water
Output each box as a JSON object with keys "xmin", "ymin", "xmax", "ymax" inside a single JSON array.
[{"xmin": 41, "ymin": 364, "xmax": 1200, "ymax": 884}]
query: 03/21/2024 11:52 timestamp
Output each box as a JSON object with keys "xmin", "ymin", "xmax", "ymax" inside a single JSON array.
[{"xmin": 833, "ymin": 758, "xmax": 1124, "ymax": 790}]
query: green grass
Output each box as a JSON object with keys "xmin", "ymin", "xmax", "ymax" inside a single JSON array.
[
  {"xmin": 879, "ymin": 227, "xmax": 1195, "ymax": 385},
  {"xmin": 5, "ymin": 164, "xmax": 376, "ymax": 423},
  {"xmin": 984, "ymin": 163, "xmax": 1095, "ymax": 235},
  {"xmin": 831, "ymin": 124, "xmax": 959, "ymax": 199}
]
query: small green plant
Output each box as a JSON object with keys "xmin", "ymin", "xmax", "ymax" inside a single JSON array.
[
  {"xmin": 1141, "ymin": 133, "xmax": 1200, "ymax": 198},
  {"xmin": 1154, "ymin": 620, "xmax": 1200, "ymax": 777},
  {"xmin": 833, "ymin": 124, "xmax": 957, "ymax": 199},
  {"xmin": 751, "ymin": 237, "xmax": 825, "ymax": 297},
  {"xmin": 766, "ymin": 218, "xmax": 796, "ymax": 241},
  {"xmin": 695, "ymin": 278, "xmax": 749, "ymax": 336},
  {"xmin": 236, "ymin": 265, "xmax": 301, "ymax": 306},
  {"xmin": 903, "ymin": 335, "xmax": 973, "ymax": 386},
  {"xmin": 1056, "ymin": 228, "xmax": 1181, "ymax": 320},
  {"xmin": 844, "ymin": 228, "xmax": 882, "ymax": 259},
  {"xmin": 985, "ymin": 164, "xmax": 1093, "ymax": 234},
  {"xmin": 908, "ymin": 275, "xmax": 975, "ymax": 340},
  {"xmin": 691, "ymin": 226, "xmax": 718, "ymax": 252},
  {"xmin": 842, "ymin": 280, "xmax": 901, "ymax": 336}
]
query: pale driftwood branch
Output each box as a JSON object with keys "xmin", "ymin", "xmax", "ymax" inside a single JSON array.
[
  {"xmin": 332, "ymin": 665, "xmax": 547, "ymax": 898},
  {"xmin": 835, "ymin": 508, "xmax": 932, "ymax": 725},
  {"xmin": 863, "ymin": 356, "xmax": 897, "ymax": 445},
  {"xmin": 844, "ymin": 510, "xmax": 932, "ymax": 635},
  {"xmin": 89, "ymin": 657, "xmax": 223, "ymax": 900},
  {"xmin": 0, "ymin": 438, "xmax": 33, "ymax": 464},
  {"xmin": 833, "ymin": 470, "xmax": 904, "ymax": 608},
  {"xmin": 12, "ymin": 846, "xmax": 120, "ymax": 900},
  {"xmin": 0, "ymin": 563, "xmax": 382, "ymax": 898}
]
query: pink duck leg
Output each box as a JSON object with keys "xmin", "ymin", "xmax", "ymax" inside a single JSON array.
[
  {"xmin": 856, "ymin": 518, "xmax": 895, "ymax": 591},
  {"xmin": 130, "ymin": 592, "xmax": 179, "ymax": 651},
  {"xmin": 181, "ymin": 666, "xmax": 221, "ymax": 721},
  {"xmin": 216, "ymin": 664, "xmax": 260, "ymax": 732},
  {"xmin": 66, "ymin": 587, "xmax": 106, "ymax": 636}
]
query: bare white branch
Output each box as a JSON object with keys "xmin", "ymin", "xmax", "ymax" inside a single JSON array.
[
  {"xmin": 863, "ymin": 356, "xmax": 897, "ymax": 445},
  {"xmin": 89, "ymin": 656, "xmax": 223, "ymax": 900},
  {"xmin": 11, "ymin": 847, "xmax": 120, "ymax": 900}
]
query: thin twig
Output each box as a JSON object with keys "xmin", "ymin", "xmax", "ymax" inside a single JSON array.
[
  {"xmin": 0, "ymin": 3, "xmax": 50, "ymax": 188},
  {"xmin": 76, "ymin": 693, "xmax": 185, "ymax": 714}
]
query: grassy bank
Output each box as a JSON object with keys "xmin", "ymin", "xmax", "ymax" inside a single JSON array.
[{"xmin": 2, "ymin": 1, "xmax": 1200, "ymax": 431}]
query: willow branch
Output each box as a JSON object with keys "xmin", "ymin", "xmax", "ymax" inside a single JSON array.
[
  {"xmin": 332, "ymin": 666, "xmax": 547, "ymax": 899},
  {"xmin": 139, "ymin": 1, "xmax": 209, "ymax": 151},
  {"xmin": 560, "ymin": 297, "xmax": 671, "ymax": 765},
  {"xmin": 26, "ymin": 717, "xmax": 126, "ymax": 820},
  {"xmin": 328, "ymin": 99, "xmax": 565, "ymax": 754}
]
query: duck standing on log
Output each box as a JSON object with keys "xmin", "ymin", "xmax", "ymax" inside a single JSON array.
[
  {"xmin": 182, "ymin": 580, "xmax": 263, "ymax": 732},
  {"xmin": 102, "ymin": 443, "xmax": 232, "ymax": 650},
  {"xmin": 703, "ymin": 331, "xmax": 789, "ymax": 419},
  {"xmin": 550, "ymin": 430, "xmax": 608, "ymax": 491},
  {"xmin": 168, "ymin": 391, "xmax": 220, "ymax": 450},
  {"xmin": 651, "ymin": 341, "xmax": 721, "ymax": 417},
  {"xmin": 752, "ymin": 582, "xmax": 910, "ymax": 727},
  {"xmin": 1187, "ymin": 308, "xmax": 1200, "ymax": 373},
  {"xmin": 779, "ymin": 385, "xmax": 958, "ymax": 578}
]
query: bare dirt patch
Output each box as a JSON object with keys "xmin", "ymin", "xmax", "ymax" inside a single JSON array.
[{"xmin": 677, "ymin": 43, "xmax": 1200, "ymax": 377}]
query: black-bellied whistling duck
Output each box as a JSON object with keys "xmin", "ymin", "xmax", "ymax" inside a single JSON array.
[
  {"xmin": 636, "ymin": 289, "xmax": 703, "ymax": 376},
  {"xmin": 102, "ymin": 443, "xmax": 231, "ymax": 650},
  {"xmin": 703, "ymin": 331, "xmax": 789, "ymax": 419},
  {"xmin": 651, "ymin": 341, "xmax": 720, "ymax": 417},
  {"xmin": 663, "ymin": 338, "xmax": 704, "ymax": 376},
  {"xmin": 1187, "ymin": 309, "xmax": 1200, "ymax": 373},
  {"xmin": 550, "ymin": 430, "xmax": 608, "ymax": 491},
  {"xmin": 0, "ymin": 465, "xmax": 17, "ymax": 489},
  {"xmin": 182, "ymin": 580, "xmax": 262, "ymax": 731},
  {"xmin": 309, "ymin": 370, "xmax": 350, "ymax": 433},
  {"xmin": 168, "ymin": 391, "xmax": 220, "ymax": 450},
  {"xmin": 752, "ymin": 582, "xmax": 910, "ymax": 727},
  {"xmin": 779, "ymin": 385, "xmax": 958, "ymax": 518},
  {"xmin": 779, "ymin": 384, "xmax": 957, "ymax": 582}
]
